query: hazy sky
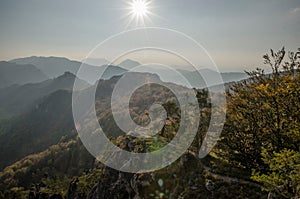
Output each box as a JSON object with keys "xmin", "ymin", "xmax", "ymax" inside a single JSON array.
[{"xmin": 0, "ymin": 0, "xmax": 299, "ymax": 71}]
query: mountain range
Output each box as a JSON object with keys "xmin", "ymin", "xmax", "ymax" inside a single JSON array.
[
  {"xmin": 9, "ymin": 56, "xmax": 248, "ymax": 88},
  {"xmin": 0, "ymin": 61, "xmax": 48, "ymax": 88},
  {"xmin": 10, "ymin": 56, "xmax": 127, "ymax": 84},
  {"xmin": 0, "ymin": 72, "xmax": 89, "ymax": 119}
]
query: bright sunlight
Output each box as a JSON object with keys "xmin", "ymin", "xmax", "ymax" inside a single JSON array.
[
  {"xmin": 130, "ymin": 0, "xmax": 149, "ymax": 17},
  {"xmin": 125, "ymin": 0, "xmax": 153, "ymax": 27}
]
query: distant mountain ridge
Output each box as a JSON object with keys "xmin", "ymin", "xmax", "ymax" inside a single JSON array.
[
  {"xmin": 0, "ymin": 72, "xmax": 89, "ymax": 118},
  {"xmin": 11, "ymin": 56, "xmax": 83, "ymax": 78},
  {"xmin": 178, "ymin": 68, "xmax": 247, "ymax": 88},
  {"xmin": 82, "ymin": 58, "xmax": 109, "ymax": 66},
  {"xmin": 0, "ymin": 61, "xmax": 48, "ymax": 88},
  {"xmin": 118, "ymin": 59, "xmax": 142, "ymax": 69},
  {"xmin": 9, "ymin": 56, "xmax": 248, "ymax": 88},
  {"xmin": 125, "ymin": 65, "xmax": 248, "ymax": 88},
  {"xmin": 10, "ymin": 56, "xmax": 127, "ymax": 83}
]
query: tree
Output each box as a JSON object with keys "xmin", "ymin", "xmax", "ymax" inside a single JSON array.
[
  {"xmin": 218, "ymin": 48, "xmax": 300, "ymax": 177},
  {"xmin": 252, "ymin": 148, "xmax": 300, "ymax": 198}
]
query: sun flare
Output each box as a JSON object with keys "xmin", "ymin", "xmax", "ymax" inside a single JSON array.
[
  {"xmin": 130, "ymin": 0, "xmax": 149, "ymax": 17},
  {"xmin": 125, "ymin": 0, "xmax": 153, "ymax": 27}
]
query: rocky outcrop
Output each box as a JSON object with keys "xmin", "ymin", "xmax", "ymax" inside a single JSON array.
[{"xmin": 85, "ymin": 152, "xmax": 209, "ymax": 199}]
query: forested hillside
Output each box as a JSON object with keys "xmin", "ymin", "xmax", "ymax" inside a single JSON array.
[{"xmin": 0, "ymin": 48, "xmax": 299, "ymax": 199}]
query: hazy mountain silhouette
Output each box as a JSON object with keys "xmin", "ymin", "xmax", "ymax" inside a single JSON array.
[
  {"xmin": 9, "ymin": 56, "xmax": 247, "ymax": 88},
  {"xmin": 128, "ymin": 65, "xmax": 247, "ymax": 88},
  {"xmin": 0, "ymin": 61, "xmax": 48, "ymax": 88},
  {"xmin": 178, "ymin": 68, "xmax": 247, "ymax": 88},
  {"xmin": 118, "ymin": 59, "xmax": 142, "ymax": 70},
  {"xmin": 0, "ymin": 72, "xmax": 89, "ymax": 118},
  {"xmin": 10, "ymin": 56, "xmax": 127, "ymax": 83},
  {"xmin": 114, "ymin": 59, "xmax": 247, "ymax": 87},
  {"xmin": 10, "ymin": 56, "xmax": 83, "ymax": 78},
  {"xmin": 82, "ymin": 58, "xmax": 109, "ymax": 66}
]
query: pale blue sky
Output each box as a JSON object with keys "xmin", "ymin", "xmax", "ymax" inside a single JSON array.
[{"xmin": 0, "ymin": 0, "xmax": 299, "ymax": 71}]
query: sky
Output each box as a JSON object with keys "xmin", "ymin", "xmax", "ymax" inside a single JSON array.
[{"xmin": 0, "ymin": 0, "xmax": 299, "ymax": 71}]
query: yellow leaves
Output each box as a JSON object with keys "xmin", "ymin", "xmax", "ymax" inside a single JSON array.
[{"xmin": 255, "ymin": 83, "xmax": 270, "ymax": 93}]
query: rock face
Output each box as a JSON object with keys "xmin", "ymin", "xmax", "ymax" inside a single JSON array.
[
  {"xmin": 83, "ymin": 153, "xmax": 209, "ymax": 199},
  {"xmin": 87, "ymin": 169, "xmax": 135, "ymax": 199},
  {"xmin": 83, "ymin": 167, "xmax": 162, "ymax": 199}
]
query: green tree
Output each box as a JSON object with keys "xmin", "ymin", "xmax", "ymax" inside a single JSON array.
[
  {"xmin": 252, "ymin": 148, "xmax": 300, "ymax": 198},
  {"xmin": 219, "ymin": 48, "xmax": 300, "ymax": 171}
]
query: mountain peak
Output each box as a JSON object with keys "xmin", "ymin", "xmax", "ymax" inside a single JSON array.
[
  {"xmin": 118, "ymin": 59, "xmax": 142, "ymax": 69},
  {"xmin": 61, "ymin": 71, "xmax": 76, "ymax": 78}
]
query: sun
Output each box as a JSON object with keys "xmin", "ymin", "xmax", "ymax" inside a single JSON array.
[
  {"xmin": 124, "ymin": 0, "xmax": 153, "ymax": 27},
  {"xmin": 130, "ymin": 0, "xmax": 149, "ymax": 17}
]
